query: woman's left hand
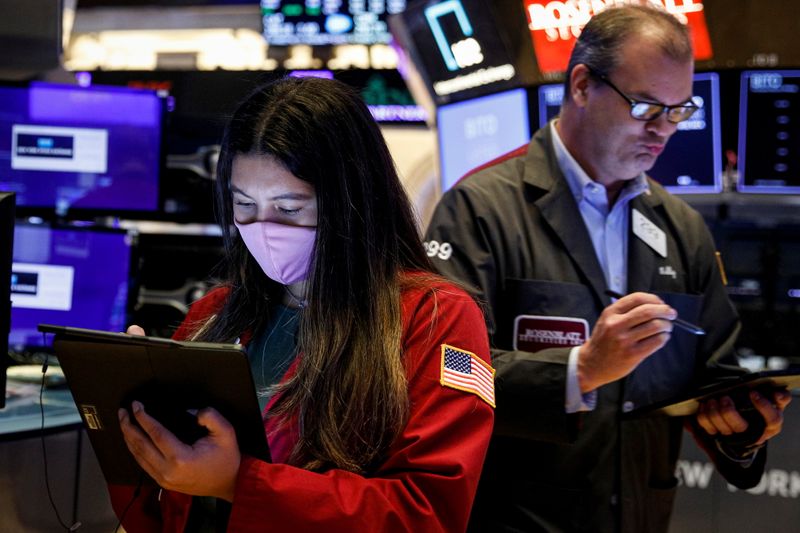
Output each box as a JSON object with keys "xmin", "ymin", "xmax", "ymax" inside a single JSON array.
[{"xmin": 118, "ymin": 401, "xmax": 241, "ymax": 502}]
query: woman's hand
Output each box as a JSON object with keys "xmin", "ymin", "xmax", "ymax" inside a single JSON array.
[
  {"xmin": 126, "ymin": 324, "xmax": 146, "ymax": 336},
  {"xmin": 118, "ymin": 401, "xmax": 242, "ymax": 502}
]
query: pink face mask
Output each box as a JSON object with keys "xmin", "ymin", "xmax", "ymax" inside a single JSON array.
[{"xmin": 234, "ymin": 220, "xmax": 316, "ymax": 286}]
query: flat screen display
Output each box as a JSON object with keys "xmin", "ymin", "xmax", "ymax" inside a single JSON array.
[
  {"xmin": 438, "ymin": 88, "xmax": 530, "ymax": 192},
  {"xmin": 9, "ymin": 224, "xmax": 135, "ymax": 351},
  {"xmin": 0, "ymin": 82, "xmax": 163, "ymax": 214},
  {"xmin": 648, "ymin": 72, "xmax": 722, "ymax": 193},
  {"xmin": 391, "ymin": 0, "xmax": 528, "ymax": 105},
  {"xmin": 537, "ymin": 82, "xmax": 563, "ymax": 126},
  {"xmin": 536, "ymin": 73, "xmax": 722, "ymax": 193},
  {"xmin": 261, "ymin": 0, "xmax": 406, "ymax": 45},
  {"xmin": 738, "ymin": 70, "xmax": 800, "ymax": 193}
]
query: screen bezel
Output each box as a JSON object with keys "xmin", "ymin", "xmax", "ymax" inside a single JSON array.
[{"xmin": 0, "ymin": 192, "xmax": 15, "ymax": 408}]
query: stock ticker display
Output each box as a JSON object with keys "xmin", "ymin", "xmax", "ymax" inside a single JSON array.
[{"xmin": 738, "ymin": 70, "xmax": 800, "ymax": 193}]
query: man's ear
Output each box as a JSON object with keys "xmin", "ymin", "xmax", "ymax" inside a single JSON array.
[{"xmin": 569, "ymin": 64, "xmax": 592, "ymax": 107}]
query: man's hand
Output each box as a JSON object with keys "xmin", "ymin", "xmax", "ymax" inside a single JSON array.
[
  {"xmin": 696, "ymin": 389, "xmax": 792, "ymax": 447},
  {"xmin": 577, "ymin": 292, "xmax": 677, "ymax": 393}
]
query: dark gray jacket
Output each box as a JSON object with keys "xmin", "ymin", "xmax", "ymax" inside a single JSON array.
[{"xmin": 424, "ymin": 124, "xmax": 765, "ymax": 533}]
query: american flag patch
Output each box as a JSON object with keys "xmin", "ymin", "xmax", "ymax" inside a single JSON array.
[{"xmin": 440, "ymin": 344, "xmax": 495, "ymax": 408}]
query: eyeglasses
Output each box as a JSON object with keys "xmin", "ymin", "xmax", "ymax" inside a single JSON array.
[{"xmin": 588, "ymin": 68, "xmax": 700, "ymax": 124}]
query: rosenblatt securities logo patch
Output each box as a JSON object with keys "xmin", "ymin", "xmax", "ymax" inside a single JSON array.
[{"xmin": 513, "ymin": 315, "xmax": 589, "ymax": 353}]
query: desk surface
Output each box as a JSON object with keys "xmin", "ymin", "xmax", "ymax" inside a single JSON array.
[{"xmin": 0, "ymin": 380, "xmax": 81, "ymax": 436}]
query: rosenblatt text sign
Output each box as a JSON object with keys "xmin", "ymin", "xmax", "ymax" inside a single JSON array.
[{"xmin": 523, "ymin": 0, "xmax": 713, "ymax": 73}]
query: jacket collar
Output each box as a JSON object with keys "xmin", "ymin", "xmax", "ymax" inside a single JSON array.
[
  {"xmin": 519, "ymin": 124, "xmax": 669, "ymax": 302},
  {"xmin": 521, "ymin": 124, "xmax": 610, "ymax": 305}
]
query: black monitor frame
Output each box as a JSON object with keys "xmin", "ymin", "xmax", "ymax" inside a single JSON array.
[{"xmin": 0, "ymin": 192, "xmax": 15, "ymax": 409}]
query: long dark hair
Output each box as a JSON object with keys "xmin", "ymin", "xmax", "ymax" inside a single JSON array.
[{"xmin": 198, "ymin": 76, "xmax": 435, "ymax": 472}]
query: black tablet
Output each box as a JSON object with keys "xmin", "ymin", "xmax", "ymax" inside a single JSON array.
[
  {"xmin": 39, "ymin": 324, "xmax": 270, "ymax": 485},
  {"xmin": 625, "ymin": 368, "xmax": 800, "ymax": 418}
]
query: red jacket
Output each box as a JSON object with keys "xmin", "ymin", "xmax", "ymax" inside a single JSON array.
[{"xmin": 109, "ymin": 278, "xmax": 494, "ymax": 532}]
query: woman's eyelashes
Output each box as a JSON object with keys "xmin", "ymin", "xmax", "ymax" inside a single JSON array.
[
  {"xmin": 232, "ymin": 200, "xmax": 305, "ymax": 219},
  {"xmin": 276, "ymin": 205, "xmax": 302, "ymax": 215}
]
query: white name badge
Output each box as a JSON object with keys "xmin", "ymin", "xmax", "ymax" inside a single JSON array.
[{"xmin": 632, "ymin": 208, "xmax": 667, "ymax": 258}]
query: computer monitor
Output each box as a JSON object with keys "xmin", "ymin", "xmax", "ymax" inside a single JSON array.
[
  {"xmin": 9, "ymin": 224, "xmax": 137, "ymax": 353},
  {"xmin": 536, "ymin": 73, "xmax": 723, "ymax": 193},
  {"xmin": 389, "ymin": 0, "xmax": 537, "ymax": 106},
  {"xmin": 537, "ymin": 82, "xmax": 563, "ymax": 127},
  {"xmin": 0, "ymin": 192, "xmax": 15, "ymax": 409},
  {"xmin": 648, "ymin": 72, "xmax": 722, "ymax": 193},
  {"xmin": 0, "ymin": 82, "xmax": 164, "ymax": 216},
  {"xmin": 261, "ymin": 0, "xmax": 406, "ymax": 45},
  {"xmin": 738, "ymin": 70, "xmax": 800, "ymax": 193},
  {"xmin": 438, "ymin": 88, "xmax": 531, "ymax": 192}
]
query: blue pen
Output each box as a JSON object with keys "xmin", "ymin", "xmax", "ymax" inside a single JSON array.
[{"xmin": 604, "ymin": 289, "xmax": 706, "ymax": 336}]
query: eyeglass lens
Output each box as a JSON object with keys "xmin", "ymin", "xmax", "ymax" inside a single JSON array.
[{"xmin": 630, "ymin": 102, "xmax": 698, "ymax": 123}]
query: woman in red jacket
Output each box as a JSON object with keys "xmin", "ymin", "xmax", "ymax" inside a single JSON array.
[{"xmin": 111, "ymin": 77, "xmax": 495, "ymax": 532}]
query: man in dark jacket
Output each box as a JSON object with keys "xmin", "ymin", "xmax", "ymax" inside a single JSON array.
[{"xmin": 424, "ymin": 5, "xmax": 791, "ymax": 532}]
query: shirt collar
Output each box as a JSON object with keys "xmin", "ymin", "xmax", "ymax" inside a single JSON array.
[{"xmin": 549, "ymin": 120, "xmax": 649, "ymax": 207}]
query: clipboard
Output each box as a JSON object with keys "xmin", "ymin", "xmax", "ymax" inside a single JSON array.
[
  {"xmin": 38, "ymin": 324, "xmax": 270, "ymax": 485},
  {"xmin": 624, "ymin": 368, "xmax": 800, "ymax": 418}
]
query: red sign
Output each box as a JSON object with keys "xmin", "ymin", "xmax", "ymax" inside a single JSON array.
[{"xmin": 523, "ymin": 0, "xmax": 713, "ymax": 74}]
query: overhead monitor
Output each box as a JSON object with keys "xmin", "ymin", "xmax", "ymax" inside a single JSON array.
[
  {"xmin": 9, "ymin": 224, "xmax": 137, "ymax": 353},
  {"xmin": 738, "ymin": 70, "xmax": 800, "ymax": 193},
  {"xmin": 0, "ymin": 82, "xmax": 164, "ymax": 216},
  {"xmin": 0, "ymin": 192, "xmax": 14, "ymax": 408},
  {"xmin": 260, "ymin": 0, "xmax": 407, "ymax": 45},
  {"xmin": 536, "ymin": 73, "xmax": 723, "ymax": 193},
  {"xmin": 390, "ymin": 0, "xmax": 537, "ymax": 105},
  {"xmin": 438, "ymin": 88, "xmax": 531, "ymax": 192},
  {"xmin": 332, "ymin": 68, "xmax": 427, "ymax": 124}
]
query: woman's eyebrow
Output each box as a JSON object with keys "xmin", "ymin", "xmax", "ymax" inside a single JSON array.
[
  {"xmin": 270, "ymin": 192, "xmax": 314, "ymax": 201},
  {"xmin": 231, "ymin": 185, "xmax": 254, "ymax": 199}
]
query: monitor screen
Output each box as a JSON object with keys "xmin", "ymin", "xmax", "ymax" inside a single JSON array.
[
  {"xmin": 536, "ymin": 73, "xmax": 723, "ymax": 193},
  {"xmin": 9, "ymin": 224, "xmax": 136, "ymax": 352},
  {"xmin": 0, "ymin": 82, "xmax": 163, "ymax": 214},
  {"xmin": 391, "ymin": 0, "xmax": 534, "ymax": 105},
  {"xmin": 261, "ymin": 0, "xmax": 407, "ymax": 46},
  {"xmin": 0, "ymin": 192, "xmax": 14, "ymax": 408},
  {"xmin": 438, "ymin": 88, "xmax": 531, "ymax": 192},
  {"xmin": 537, "ymin": 82, "xmax": 563, "ymax": 127},
  {"xmin": 738, "ymin": 70, "xmax": 800, "ymax": 193},
  {"xmin": 648, "ymin": 72, "xmax": 722, "ymax": 193}
]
